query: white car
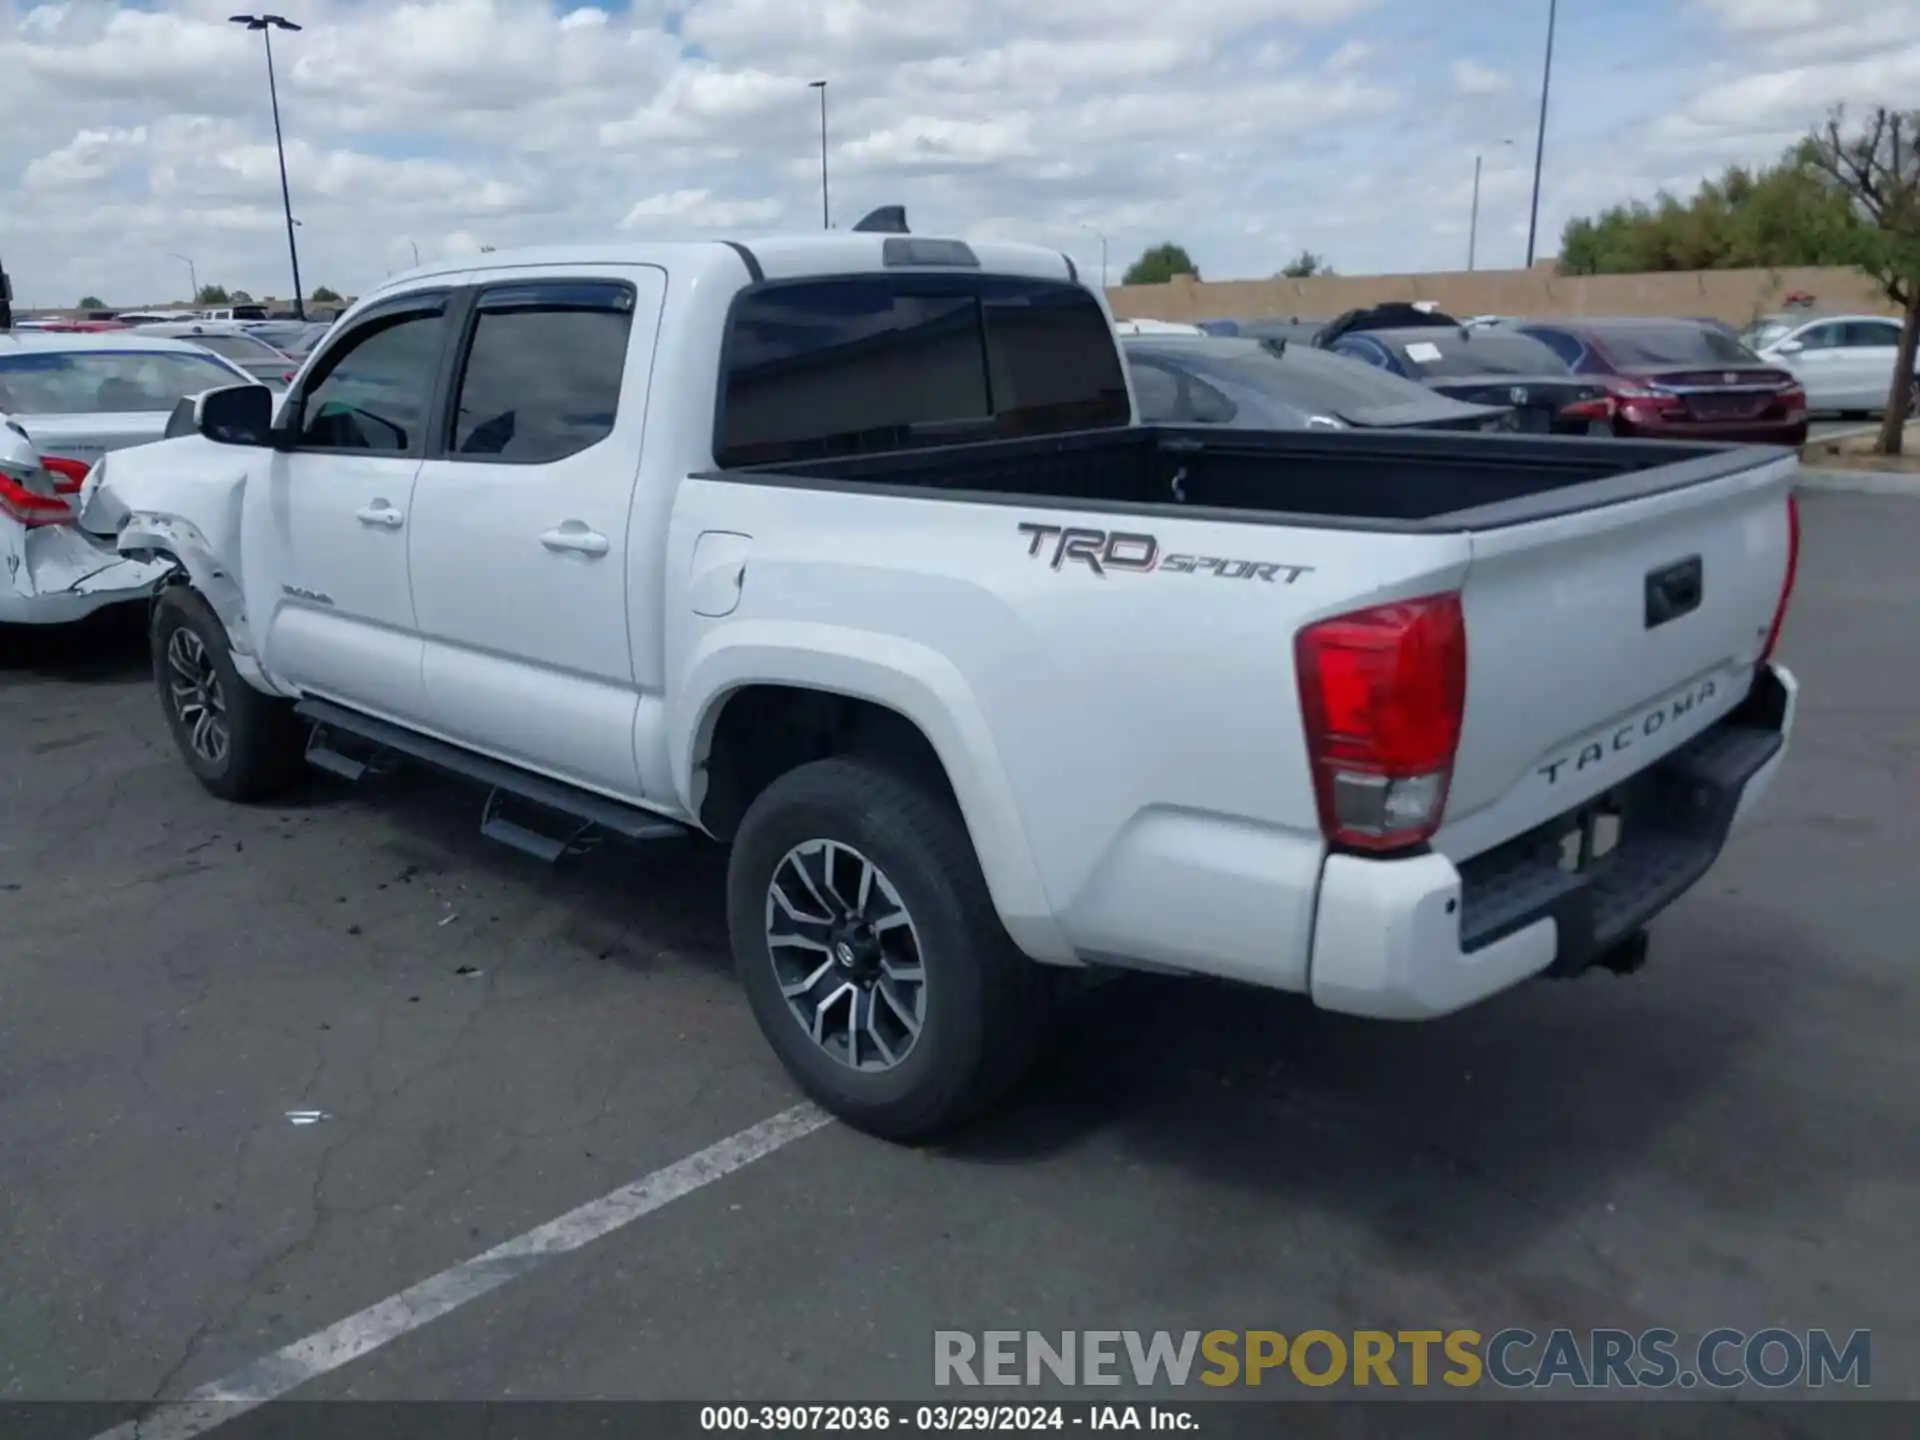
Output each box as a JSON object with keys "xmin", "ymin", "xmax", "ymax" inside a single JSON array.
[
  {"xmin": 1, "ymin": 331, "xmax": 252, "ymax": 625},
  {"xmin": 1750, "ymin": 313, "xmax": 1914, "ymax": 416},
  {"xmin": 85, "ymin": 232, "xmax": 1798, "ymax": 1138}
]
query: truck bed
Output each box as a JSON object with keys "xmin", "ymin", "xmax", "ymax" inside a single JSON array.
[{"xmin": 729, "ymin": 425, "xmax": 1788, "ymax": 532}]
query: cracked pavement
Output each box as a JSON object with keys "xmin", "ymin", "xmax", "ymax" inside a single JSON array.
[{"xmin": 2, "ymin": 492, "xmax": 1916, "ymax": 1411}]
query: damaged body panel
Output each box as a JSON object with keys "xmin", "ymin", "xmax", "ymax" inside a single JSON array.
[
  {"xmin": 1, "ymin": 519, "xmax": 172, "ymax": 625},
  {"xmin": 77, "ymin": 433, "xmax": 289, "ymax": 693},
  {"xmin": 1, "ymin": 415, "xmax": 170, "ymax": 625}
]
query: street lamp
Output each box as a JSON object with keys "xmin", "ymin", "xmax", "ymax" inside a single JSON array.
[
  {"xmin": 1080, "ymin": 223, "xmax": 1108, "ymax": 291},
  {"xmin": 808, "ymin": 80, "xmax": 829, "ymax": 230},
  {"xmin": 166, "ymin": 252, "xmax": 198, "ymax": 304},
  {"xmin": 230, "ymin": 13, "xmax": 306, "ymax": 320},
  {"xmin": 1468, "ymin": 140, "xmax": 1514, "ymax": 272},
  {"xmin": 1524, "ymin": 0, "xmax": 1558, "ymax": 269}
]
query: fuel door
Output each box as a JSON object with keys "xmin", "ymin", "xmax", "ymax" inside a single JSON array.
[{"xmin": 688, "ymin": 530, "xmax": 751, "ymax": 618}]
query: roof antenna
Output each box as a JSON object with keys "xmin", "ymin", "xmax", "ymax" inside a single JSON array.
[{"xmin": 852, "ymin": 206, "xmax": 909, "ymax": 234}]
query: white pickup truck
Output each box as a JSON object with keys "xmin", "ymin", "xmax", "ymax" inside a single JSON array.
[{"xmin": 81, "ymin": 231, "xmax": 1800, "ymax": 1139}]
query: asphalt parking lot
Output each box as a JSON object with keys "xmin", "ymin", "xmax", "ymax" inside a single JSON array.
[{"xmin": 2, "ymin": 493, "xmax": 1916, "ymax": 1426}]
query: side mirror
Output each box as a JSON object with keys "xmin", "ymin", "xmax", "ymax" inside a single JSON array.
[
  {"xmin": 1773, "ymin": 339, "xmax": 1804, "ymax": 356},
  {"xmin": 194, "ymin": 383, "xmax": 275, "ymax": 446}
]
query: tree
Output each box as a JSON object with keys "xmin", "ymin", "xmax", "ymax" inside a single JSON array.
[
  {"xmin": 77, "ymin": 294, "xmax": 105, "ymax": 310},
  {"xmin": 196, "ymin": 283, "xmax": 231, "ymax": 305},
  {"xmin": 1278, "ymin": 250, "xmax": 1333, "ymax": 278},
  {"xmin": 1559, "ymin": 162, "xmax": 1872, "ymax": 276},
  {"xmin": 309, "ymin": 285, "xmax": 342, "ymax": 304},
  {"xmin": 1122, "ymin": 243, "xmax": 1198, "ymax": 286},
  {"xmin": 1805, "ymin": 106, "xmax": 1920, "ymax": 455}
]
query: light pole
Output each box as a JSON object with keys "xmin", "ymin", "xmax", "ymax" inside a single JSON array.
[
  {"xmin": 1524, "ymin": 0, "xmax": 1558, "ymax": 268},
  {"xmin": 808, "ymin": 80, "xmax": 829, "ymax": 229},
  {"xmin": 167, "ymin": 252, "xmax": 198, "ymax": 304},
  {"xmin": 1081, "ymin": 223, "xmax": 1108, "ymax": 290},
  {"xmin": 1468, "ymin": 139, "xmax": 1514, "ymax": 272},
  {"xmin": 231, "ymin": 13, "xmax": 306, "ymax": 320}
]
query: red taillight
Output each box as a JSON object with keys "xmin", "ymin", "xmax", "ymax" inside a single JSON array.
[
  {"xmin": 1295, "ymin": 592, "xmax": 1468, "ymax": 852},
  {"xmin": 1557, "ymin": 396, "xmax": 1614, "ymax": 422},
  {"xmin": 1759, "ymin": 493, "xmax": 1799, "ymax": 664},
  {"xmin": 1610, "ymin": 384, "xmax": 1680, "ymax": 411},
  {"xmin": 0, "ymin": 472, "xmax": 75, "ymax": 527},
  {"xmin": 40, "ymin": 455, "xmax": 92, "ymax": 494},
  {"xmin": 1777, "ymin": 385, "xmax": 1807, "ymax": 417}
]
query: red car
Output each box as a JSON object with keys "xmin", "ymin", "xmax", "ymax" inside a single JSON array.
[{"xmin": 1517, "ymin": 317, "xmax": 1808, "ymax": 446}]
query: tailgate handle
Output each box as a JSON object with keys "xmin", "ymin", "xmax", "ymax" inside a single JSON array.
[{"xmin": 1645, "ymin": 555, "xmax": 1703, "ymax": 629}]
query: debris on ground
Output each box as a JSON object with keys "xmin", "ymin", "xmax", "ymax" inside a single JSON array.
[{"xmin": 284, "ymin": 1110, "xmax": 330, "ymax": 1126}]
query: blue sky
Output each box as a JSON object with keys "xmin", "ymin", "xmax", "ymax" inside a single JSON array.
[{"xmin": 1, "ymin": 0, "xmax": 1915, "ymax": 305}]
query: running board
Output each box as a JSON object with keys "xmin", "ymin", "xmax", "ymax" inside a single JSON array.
[{"xmin": 294, "ymin": 698, "xmax": 688, "ymax": 860}]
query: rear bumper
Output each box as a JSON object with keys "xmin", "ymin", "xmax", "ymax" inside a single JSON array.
[
  {"xmin": 1308, "ymin": 664, "xmax": 1796, "ymax": 1020},
  {"xmin": 2, "ymin": 522, "xmax": 171, "ymax": 626},
  {"xmin": 1617, "ymin": 415, "xmax": 1809, "ymax": 446}
]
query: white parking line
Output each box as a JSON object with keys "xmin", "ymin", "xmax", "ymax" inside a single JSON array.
[{"xmin": 96, "ymin": 1102, "xmax": 834, "ymax": 1440}]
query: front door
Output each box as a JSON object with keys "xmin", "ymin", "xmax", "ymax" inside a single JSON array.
[
  {"xmin": 1841, "ymin": 319, "xmax": 1903, "ymax": 412},
  {"xmin": 243, "ymin": 290, "xmax": 458, "ymax": 723},
  {"xmin": 407, "ymin": 267, "xmax": 666, "ymax": 798}
]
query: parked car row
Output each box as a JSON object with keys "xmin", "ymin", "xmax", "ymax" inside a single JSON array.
[
  {"xmin": 1171, "ymin": 303, "xmax": 1913, "ymax": 444},
  {"xmin": 1150, "ymin": 305, "xmax": 1826, "ymax": 445}
]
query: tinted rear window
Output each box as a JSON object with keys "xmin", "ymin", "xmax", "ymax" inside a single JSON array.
[
  {"xmin": 1587, "ymin": 322, "xmax": 1757, "ymax": 367},
  {"xmin": 715, "ymin": 276, "xmax": 1130, "ymax": 468},
  {"xmin": 1386, "ymin": 330, "xmax": 1570, "ymax": 378}
]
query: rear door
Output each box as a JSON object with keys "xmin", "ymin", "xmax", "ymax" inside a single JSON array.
[
  {"xmin": 1434, "ymin": 452, "xmax": 1795, "ymax": 862},
  {"xmin": 408, "ymin": 267, "xmax": 666, "ymax": 799}
]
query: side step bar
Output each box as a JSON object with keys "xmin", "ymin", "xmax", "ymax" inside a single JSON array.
[{"xmin": 295, "ymin": 698, "xmax": 687, "ymax": 860}]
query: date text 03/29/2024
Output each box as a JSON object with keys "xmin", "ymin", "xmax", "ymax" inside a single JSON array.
[{"xmin": 700, "ymin": 1406, "xmax": 1190, "ymax": 1432}]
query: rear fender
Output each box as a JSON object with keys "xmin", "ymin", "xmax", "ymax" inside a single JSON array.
[{"xmin": 674, "ymin": 621, "xmax": 1074, "ymax": 965}]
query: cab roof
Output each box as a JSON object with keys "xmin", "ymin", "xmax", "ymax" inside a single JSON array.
[{"xmin": 362, "ymin": 232, "xmax": 1084, "ymax": 305}]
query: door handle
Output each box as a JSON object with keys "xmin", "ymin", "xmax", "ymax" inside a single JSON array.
[
  {"xmin": 541, "ymin": 525, "xmax": 610, "ymax": 557},
  {"xmin": 354, "ymin": 503, "xmax": 404, "ymax": 529}
]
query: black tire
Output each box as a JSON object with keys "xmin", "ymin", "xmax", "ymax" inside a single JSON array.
[
  {"xmin": 151, "ymin": 586, "xmax": 306, "ymax": 802},
  {"xmin": 727, "ymin": 756, "xmax": 1054, "ymax": 1141}
]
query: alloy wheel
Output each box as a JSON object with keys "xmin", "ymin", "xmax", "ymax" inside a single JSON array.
[
  {"xmin": 764, "ymin": 839, "xmax": 927, "ymax": 1071},
  {"xmin": 166, "ymin": 627, "xmax": 230, "ymax": 767}
]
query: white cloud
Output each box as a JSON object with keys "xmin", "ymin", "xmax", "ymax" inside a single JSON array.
[
  {"xmin": 0, "ymin": 0, "xmax": 1915, "ymax": 308},
  {"xmin": 619, "ymin": 190, "xmax": 785, "ymax": 230},
  {"xmin": 1452, "ymin": 58, "xmax": 1510, "ymax": 95}
]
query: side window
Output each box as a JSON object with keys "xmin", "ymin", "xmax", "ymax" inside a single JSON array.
[
  {"xmin": 1185, "ymin": 374, "xmax": 1237, "ymax": 424},
  {"xmin": 1334, "ymin": 338, "xmax": 1390, "ymax": 370},
  {"xmin": 1526, "ymin": 328, "xmax": 1584, "ymax": 367},
  {"xmin": 715, "ymin": 276, "xmax": 1130, "ymax": 468},
  {"xmin": 449, "ymin": 282, "xmax": 634, "ymax": 463},
  {"xmin": 297, "ymin": 305, "xmax": 447, "ymax": 454},
  {"xmin": 1795, "ymin": 323, "xmax": 1845, "ymax": 351},
  {"xmin": 1843, "ymin": 320, "xmax": 1901, "ymax": 348},
  {"xmin": 1128, "ymin": 360, "xmax": 1183, "ymax": 422}
]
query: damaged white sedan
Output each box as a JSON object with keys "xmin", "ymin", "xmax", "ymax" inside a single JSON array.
[{"xmin": 0, "ymin": 331, "xmax": 253, "ymax": 625}]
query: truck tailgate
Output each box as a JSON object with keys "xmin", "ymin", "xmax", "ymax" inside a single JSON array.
[{"xmin": 1435, "ymin": 450, "xmax": 1795, "ymax": 861}]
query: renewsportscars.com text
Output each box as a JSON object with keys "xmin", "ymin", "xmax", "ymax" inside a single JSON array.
[{"xmin": 933, "ymin": 1328, "xmax": 1871, "ymax": 1390}]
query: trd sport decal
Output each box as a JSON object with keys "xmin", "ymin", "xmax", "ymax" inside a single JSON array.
[{"xmin": 1016, "ymin": 522, "xmax": 1313, "ymax": 584}]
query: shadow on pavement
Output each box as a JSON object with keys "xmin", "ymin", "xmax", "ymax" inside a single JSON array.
[{"xmin": 0, "ymin": 602, "xmax": 150, "ymax": 681}]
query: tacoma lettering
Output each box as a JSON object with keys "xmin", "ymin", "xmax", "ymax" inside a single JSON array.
[{"xmin": 1537, "ymin": 678, "xmax": 1719, "ymax": 784}]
